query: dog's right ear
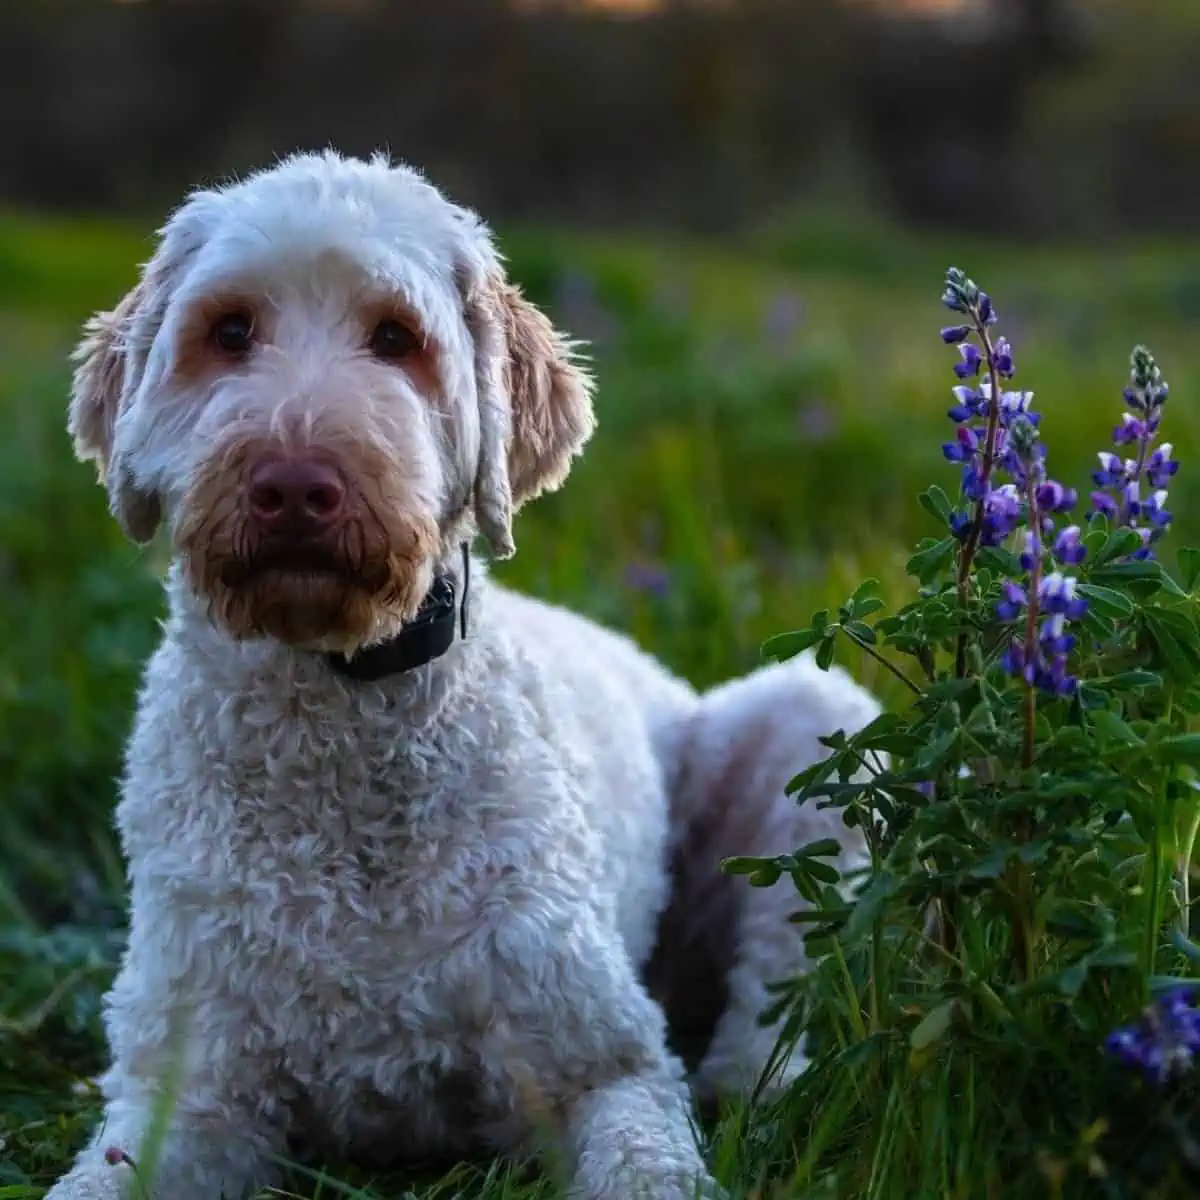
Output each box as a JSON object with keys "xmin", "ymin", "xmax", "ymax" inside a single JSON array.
[
  {"xmin": 69, "ymin": 281, "xmax": 144, "ymax": 485},
  {"xmin": 69, "ymin": 279, "xmax": 164, "ymax": 544}
]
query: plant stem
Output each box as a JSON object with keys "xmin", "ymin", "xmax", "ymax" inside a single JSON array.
[
  {"xmin": 1146, "ymin": 699, "xmax": 1175, "ymax": 992},
  {"xmin": 1008, "ymin": 476, "xmax": 1043, "ymax": 985},
  {"xmin": 1020, "ymin": 484, "xmax": 1043, "ymax": 775},
  {"xmin": 1179, "ymin": 792, "xmax": 1200, "ymax": 939},
  {"xmin": 838, "ymin": 625, "xmax": 924, "ymax": 695}
]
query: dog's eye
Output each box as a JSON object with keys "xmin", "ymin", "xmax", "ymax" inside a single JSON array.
[
  {"xmin": 212, "ymin": 312, "xmax": 255, "ymax": 356},
  {"xmin": 369, "ymin": 319, "xmax": 421, "ymax": 362}
]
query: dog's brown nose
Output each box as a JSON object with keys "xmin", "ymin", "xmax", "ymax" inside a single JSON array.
[{"xmin": 247, "ymin": 457, "xmax": 346, "ymax": 532}]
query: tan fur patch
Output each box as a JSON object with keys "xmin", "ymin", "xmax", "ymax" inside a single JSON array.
[
  {"xmin": 68, "ymin": 280, "xmax": 147, "ymax": 479},
  {"xmin": 175, "ymin": 428, "xmax": 439, "ymax": 647},
  {"xmin": 493, "ymin": 280, "xmax": 595, "ymax": 506}
]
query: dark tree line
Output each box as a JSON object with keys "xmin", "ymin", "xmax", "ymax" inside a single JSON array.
[{"xmin": 0, "ymin": 0, "xmax": 1194, "ymax": 236}]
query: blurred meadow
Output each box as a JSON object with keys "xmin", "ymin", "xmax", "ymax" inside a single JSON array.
[{"xmin": 4, "ymin": 0, "xmax": 1200, "ymax": 1196}]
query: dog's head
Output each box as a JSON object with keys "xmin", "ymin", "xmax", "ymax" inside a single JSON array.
[{"xmin": 68, "ymin": 151, "xmax": 594, "ymax": 650}]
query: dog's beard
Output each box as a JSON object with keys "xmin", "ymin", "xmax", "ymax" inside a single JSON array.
[
  {"xmin": 188, "ymin": 550, "xmax": 436, "ymax": 648},
  {"xmin": 178, "ymin": 511, "xmax": 438, "ymax": 650},
  {"xmin": 174, "ymin": 443, "xmax": 442, "ymax": 648}
]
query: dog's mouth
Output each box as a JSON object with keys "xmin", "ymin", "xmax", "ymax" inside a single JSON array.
[{"xmin": 218, "ymin": 540, "xmax": 391, "ymax": 592}]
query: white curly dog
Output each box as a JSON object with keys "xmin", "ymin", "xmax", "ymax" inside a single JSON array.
[{"xmin": 49, "ymin": 151, "xmax": 879, "ymax": 1200}]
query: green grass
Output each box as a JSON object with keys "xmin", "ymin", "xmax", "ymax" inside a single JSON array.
[{"xmin": 3, "ymin": 206, "xmax": 1200, "ymax": 1196}]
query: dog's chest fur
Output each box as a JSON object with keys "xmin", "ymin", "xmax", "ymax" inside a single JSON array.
[{"xmin": 116, "ymin": 620, "xmax": 595, "ymax": 1160}]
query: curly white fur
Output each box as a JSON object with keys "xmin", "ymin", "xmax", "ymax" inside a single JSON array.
[{"xmin": 49, "ymin": 151, "xmax": 881, "ymax": 1200}]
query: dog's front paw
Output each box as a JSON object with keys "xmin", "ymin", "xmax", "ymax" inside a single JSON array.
[
  {"xmin": 42, "ymin": 1167, "xmax": 130, "ymax": 1200},
  {"xmin": 569, "ymin": 1164, "xmax": 725, "ymax": 1200}
]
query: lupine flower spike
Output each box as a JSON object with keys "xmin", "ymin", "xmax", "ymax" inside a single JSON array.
[
  {"xmin": 939, "ymin": 269, "xmax": 1087, "ymax": 696},
  {"xmin": 995, "ymin": 419, "xmax": 1088, "ymax": 697},
  {"xmin": 1091, "ymin": 345, "xmax": 1178, "ymax": 559}
]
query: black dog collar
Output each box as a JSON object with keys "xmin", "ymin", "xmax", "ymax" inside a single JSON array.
[{"xmin": 325, "ymin": 543, "xmax": 470, "ymax": 682}]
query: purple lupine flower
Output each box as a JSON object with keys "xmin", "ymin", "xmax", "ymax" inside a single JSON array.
[
  {"xmin": 954, "ymin": 343, "xmax": 983, "ymax": 379},
  {"xmin": 993, "ymin": 418, "xmax": 1087, "ymax": 696},
  {"xmin": 1052, "ymin": 525, "xmax": 1085, "ymax": 565},
  {"xmin": 1106, "ymin": 985, "xmax": 1200, "ymax": 1083},
  {"xmin": 948, "ymin": 384, "xmax": 986, "ymax": 423},
  {"xmin": 624, "ymin": 561, "xmax": 672, "ymax": 599},
  {"xmin": 996, "ymin": 580, "xmax": 1026, "ymax": 620},
  {"xmin": 992, "ymin": 337, "xmax": 1015, "ymax": 378},
  {"xmin": 763, "ymin": 288, "xmax": 804, "ymax": 347},
  {"xmin": 939, "ymin": 267, "xmax": 1084, "ymax": 693},
  {"xmin": 940, "ymin": 269, "xmax": 1041, "ymax": 546},
  {"xmin": 980, "ymin": 484, "xmax": 1022, "ymax": 546},
  {"xmin": 1090, "ymin": 346, "xmax": 1177, "ymax": 558},
  {"xmin": 1036, "ymin": 480, "xmax": 1078, "ymax": 514},
  {"xmin": 1147, "ymin": 443, "xmax": 1179, "ymax": 488}
]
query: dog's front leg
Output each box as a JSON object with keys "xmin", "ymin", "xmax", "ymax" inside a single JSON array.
[
  {"xmin": 470, "ymin": 904, "xmax": 722, "ymax": 1200},
  {"xmin": 45, "ymin": 1092, "xmax": 283, "ymax": 1200},
  {"xmin": 45, "ymin": 941, "xmax": 289, "ymax": 1199}
]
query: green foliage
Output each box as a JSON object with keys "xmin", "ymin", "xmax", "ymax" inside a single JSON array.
[{"xmin": 734, "ymin": 284, "xmax": 1200, "ymax": 1197}]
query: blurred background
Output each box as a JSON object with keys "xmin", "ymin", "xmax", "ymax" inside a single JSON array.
[{"xmin": 3, "ymin": 0, "xmax": 1200, "ymax": 1191}]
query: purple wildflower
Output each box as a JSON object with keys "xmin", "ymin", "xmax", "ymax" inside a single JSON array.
[
  {"xmin": 1052, "ymin": 525, "xmax": 1085, "ymax": 565},
  {"xmin": 624, "ymin": 561, "xmax": 672, "ymax": 599},
  {"xmin": 938, "ymin": 273, "xmax": 1046, "ymax": 545},
  {"xmin": 1090, "ymin": 346, "xmax": 1177, "ymax": 558},
  {"xmin": 939, "ymin": 268, "xmax": 1086, "ymax": 694},
  {"xmin": 954, "ymin": 343, "xmax": 983, "ymax": 379},
  {"xmin": 1106, "ymin": 985, "xmax": 1200, "ymax": 1083},
  {"xmin": 993, "ymin": 419, "xmax": 1087, "ymax": 696},
  {"xmin": 763, "ymin": 288, "xmax": 804, "ymax": 347}
]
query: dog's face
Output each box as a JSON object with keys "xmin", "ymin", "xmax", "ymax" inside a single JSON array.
[{"xmin": 67, "ymin": 152, "xmax": 594, "ymax": 650}]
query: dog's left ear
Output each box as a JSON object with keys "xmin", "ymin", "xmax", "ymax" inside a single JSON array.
[{"xmin": 464, "ymin": 271, "xmax": 596, "ymax": 558}]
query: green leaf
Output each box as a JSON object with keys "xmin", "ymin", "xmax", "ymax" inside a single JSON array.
[
  {"xmin": 1105, "ymin": 669, "xmax": 1163, "ymax": 693},
  {"xmin": 1089, "ymin": 708, "xmax": 1144, "ymax": 747},
  {"xmin": 785, "ymin": 754, "xmax": 842, "ymax": 799},
  {"xmin": 1089, "ymin": 528, "xmax": 1147, "ymax": 570},
  {"xmin": 1079, "ymin": 607, "xmax": 1116, "ymax": 642},
  {"xmin": 1159, "ymin": 571, "xmax": 1189, "ymax": 600},
  {"xmin": 918, "ymin": 485, "xmax": 954, "ymax": 528},
  {"xmin": 977, "ymin": 545, "xmax": 1023, "ymax": 577},
  {"xmin": 749, "ymin": 865, "xmax": 783, "ymax": 888},
  {"xmin": 722, "ymin": 856, "xmax": 767, "ymax": 876},
  {"xmin": 1144, "ymin": 608, "xmax": 1200, "ymax": 673},
  {"xmin": 1091, "ymin": 560, "xmax": 1165, "ymax": 598},
  {"xmin": 853, "ymin": 598, "xmax": 886, "ymax": 620},
  {"xmin": 799, "ymin": 858, "xmax": 843, "ymax": 886},
  {"xmin": 762, "ymin": 628, "xmax": 823, "ymax": 662},
  {"xmin": 1077, "ymin": 583, "xmax": 1135, "ymax": 621},
  {"xmin": 1044, "ymin": 903, "xmax": 1109, "ymax": 942},
  {"xmin": 1156, "ymin": 733, "xmax": 1200, "ymax": 766},
  {"xmin": 911, "ymin": 728, "xmax": 959, "ymax": 774},
  {"xmin": 1153, "ymin": 608, "xmax": 1200, "ymax": 659},
  {"xmin": 846, "ymin": 578, "xmax": 882, "ymax": 614},
  {"xmin": 797, "ymin": 837, "xmax": 846, "ymax": 860},
  {"xmin": 1178, "ymin": 547, "xmax": 1200, "ymax": 592},
  {"xmin": 843, "ymin": 871, "xmax": 900, "ymax": 942},
  {"xmin": 815, "ymin": 635, "xmax": 837, "ymax": 672},
  {"xmin": 907, "ymin": 536, "xmax": 956, "ymax": 586},
  {"xmin": 909, "ymin": 999, "xmax": 957, "ymax": 1052},
  {"xmin": 843, "ymin": 619, "xmax": 877, "ymax": 645}
]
